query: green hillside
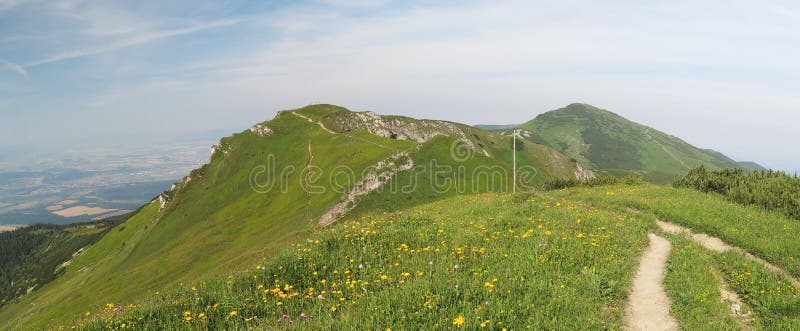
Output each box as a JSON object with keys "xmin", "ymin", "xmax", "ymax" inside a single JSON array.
[
  {"xmin": 73, "ymin": 184, "xmax": 800, "ymax": 330},
  {"xmin": 738, "ymin": 161, "xmax": 767, "ymax": 171},
  {"xmin": 0, "ymin": 105, "xmax": 578, "ymax": 330},
  {"xmin": 512, "ymin": 103, "xmax": 743, "ymax": 182},
  {"xmin": 1, "ymin": 104, "xmax": 795, "ymax": 330}
]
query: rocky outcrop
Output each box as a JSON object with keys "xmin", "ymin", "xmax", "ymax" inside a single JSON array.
[
  {"xmin": 209, "ymin": 143, "xmax": 231, "ymax": 162},
  {"xmin": 250, "ymin": 123, "xmax": 273, "ymax": 136},
  {"xmin": 158, "ymin": 193, "xmax": 170, "ymax": 211},
  {"xmin": 317, "ymin": 152, "xmax": 414, "ymax": 227},
  {"xmin": 574, "ymin": 163, "xmax": 595, "ymax": 181},
  {"xmin": 327, "ymin": 111, "xmax": 476, "ymax": 150}
]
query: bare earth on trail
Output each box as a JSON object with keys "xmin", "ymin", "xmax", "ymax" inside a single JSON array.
[
  {"xmin": 624, "ymin": 233, "xmax": 678, "ymax": 331},
  {"xmin": 656, "ymin": 220, "xmax": 800, "ymax": 287},
  {"xmin": 713, "ymin": 270, "xmax": 753, "ymax": 329}
]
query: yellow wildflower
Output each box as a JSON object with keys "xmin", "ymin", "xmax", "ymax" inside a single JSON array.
[
  {"xmin": 453, "ymin": 315, "xmax": 465, "ymax": 327},
  {"xmin": 484, "ymin": 282, "xmax": 495, "ymax": 292}
]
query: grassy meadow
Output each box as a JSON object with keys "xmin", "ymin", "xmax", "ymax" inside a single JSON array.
[{"xmin": 78, "ymin": 192, "xmax": 652, "ymax": 330}]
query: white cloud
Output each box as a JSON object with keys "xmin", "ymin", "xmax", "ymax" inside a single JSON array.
[
  {"xmin": 3, "ymin": 0, "xmax": 800, "ymax": 171},
  {"xmin": 0, "ymin": 59, "xmax": 28, "ymax": 78},
  {"xmin": 26, "ymin": 18, "xmax": 243, "ymax": 67}
]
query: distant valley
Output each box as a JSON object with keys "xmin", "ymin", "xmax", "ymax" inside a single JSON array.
[{"xmin": 0, "ymin": 142, "xmax": 213, "ymax": 225}]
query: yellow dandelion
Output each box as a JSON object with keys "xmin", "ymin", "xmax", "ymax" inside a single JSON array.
[
  {"xmin": 453, "ymin": 315, "xmax": 465, "ymax": 327},
  {"xmin": 484, "ymin": 282, "xmax": 495, "ymax": 292},
  {"xmin": 228, "ymin": 310, "xmax": 238, "ymax": 318}
]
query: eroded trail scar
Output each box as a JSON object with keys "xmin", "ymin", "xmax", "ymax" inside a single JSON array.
[{"xmin": 624, "ymin": 233, "xmax": 678, "ymax": 331}]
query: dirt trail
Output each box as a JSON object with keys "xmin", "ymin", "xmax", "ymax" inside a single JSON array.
[
  {"xmin": 291, "ymin": 111, "xmax": 337, "ymax": 134},
  {"xmin": 624, "ymin": 233, "xmax": 679, "ymax": 331},
  {"xmin": 656, "ymin": 220, "xmax": 800, "ymax": 287}
]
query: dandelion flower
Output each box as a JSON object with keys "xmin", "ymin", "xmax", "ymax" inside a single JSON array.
[{"xmin": 453, "ymin": 315, "xmax": 465, "ymax": 327}]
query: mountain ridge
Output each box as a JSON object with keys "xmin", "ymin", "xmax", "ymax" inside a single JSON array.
[
  {"xmin": 0, "ymin": 104, "xmax": 579, "ymax": 330},
  {"xmin": 483, "ymin": 103, "xmax": 752, "ymax": 182}
]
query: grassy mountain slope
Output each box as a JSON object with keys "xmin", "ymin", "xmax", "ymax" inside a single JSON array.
[
  {"xmin": 80, "ymin": 191, "xmax": 652, "ymax": 330},
  {"xmin": 738, "ymin": 161, "xmax": 767, "ymax": 171},
  {"xmin": 0, "ymin": 105, "xmax": 578, "ymax": 329},
  {"xmin": 514, "ymin": 103, "xmax": 742, "ymax": 182},
  {"xmin": 75, "ymin": 184, "xmax": 800, "ymax": 330}
]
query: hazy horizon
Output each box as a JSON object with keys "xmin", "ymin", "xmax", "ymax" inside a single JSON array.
[{"xmin": 1, "ymin": 1, "xmax": 798, "ymax": 173}]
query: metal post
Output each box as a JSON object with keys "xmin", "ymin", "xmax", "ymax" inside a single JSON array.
[{"xmin": 513, "ymin": 129, "xmax": 517, "ymax": 194}]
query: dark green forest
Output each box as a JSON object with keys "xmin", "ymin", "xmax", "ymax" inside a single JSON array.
[
  {"xmin": 674, "ymin": 166, "xmax": 800, "ymax": 220},
  {"xmin": 0, "ymin": 219, "xmax": 120, "ymax": 308}
]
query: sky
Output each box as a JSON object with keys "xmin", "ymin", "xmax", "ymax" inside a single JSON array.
[{"xmin": 0, "ymin": 0, "xmax": 798, "ymax": 173}]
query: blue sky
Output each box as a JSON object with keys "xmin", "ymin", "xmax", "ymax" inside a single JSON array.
[{"xmin": 1, "ymin": 0, "xmax": 798, "ymax": 172}]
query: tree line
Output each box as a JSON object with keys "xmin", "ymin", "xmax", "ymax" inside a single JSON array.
[
  {"xmin": 0, "ymin": 220, "xmax": 118, "ymax": 308},
  {"xmin": 674, "ymin": 166, "xmax": 800, "ymax": 220}
]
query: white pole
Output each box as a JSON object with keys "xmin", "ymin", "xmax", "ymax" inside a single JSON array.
[{"xmin": 513, "ymin": 129, "xmax": 517, "ymax": 194}]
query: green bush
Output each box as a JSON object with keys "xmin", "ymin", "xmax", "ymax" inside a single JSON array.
[
  {"xmin": 542, "ymin": 175, "xmax": 619, "ymax": 191},
  {"xmin": 623, "ymin": 174, "xmax": 644, "ymax": 186},
  {"xmin": 674, "ymin": 166, "xmax": 800, "ymax": 220}
]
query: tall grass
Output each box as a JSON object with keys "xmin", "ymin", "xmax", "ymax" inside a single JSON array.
[{"xmin": 78, "ymin": 193, "xmax": 652, "ymax": 330}]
